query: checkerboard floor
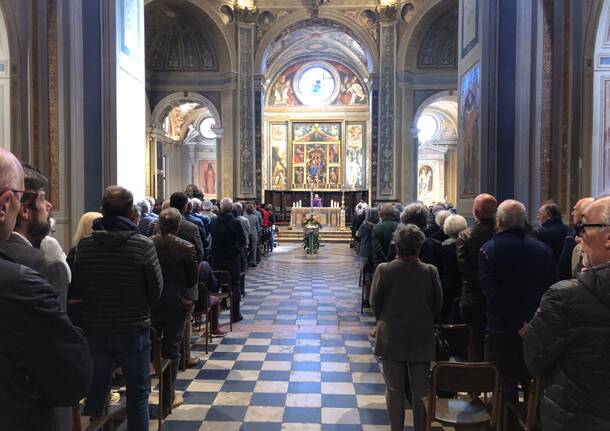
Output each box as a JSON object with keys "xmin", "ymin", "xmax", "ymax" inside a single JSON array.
[{"xmin": 157, "ymin": 244, "xmax": 451, "ymax": 431}]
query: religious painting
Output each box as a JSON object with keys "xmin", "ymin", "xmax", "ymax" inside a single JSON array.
[
  {"xmin": 603, "ymin": 80, "xmax": 610, "ymax": 190},
  {"xmin": 267, "ymin": 60, "xmax": 367, "ymax": 107},
  {"xmin": 328, "ymin": 144, "xmax": 340, "ymax": 164},
  {"xmin": 294, "ymin": 167, "xmax": 305, "ymax": 188},
  {"xmin": 328, "ymin": 167, "xmax": 340, "ymax": 186},
  {"xmin": 461, "ymin": 0, "xmax": 479, "ymax": 59},
  {"xmin": 291, "ymin": 122, "xmax": 342, "ymax": 189},
  {"xmin": 293, "ymin": 144, "xmax": 305, "ymax": 163},
  {"xmin": 199, "ymin": 159, "xmax": 217, "ymax": 198},
  {"xmin": 270, "ymin": 123, "xmax": 288, "ymax": 190},
  {"xmin": 345, "ymin": 122, "xmax": 365, "ymax": 189},
  {"xmin": 460, "ymin": 62, "xmax": 480, "ymax": 197},
  {"xmin": 418, "ymin": 165, "xmax": 433, "ymax": 196}
]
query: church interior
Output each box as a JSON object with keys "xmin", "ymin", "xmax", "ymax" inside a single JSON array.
[{"xmin": 1, "ymin": 0, "xmax": 610, "ymax": 430}]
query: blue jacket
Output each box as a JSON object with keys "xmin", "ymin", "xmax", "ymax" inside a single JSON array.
[
  {"xmin": 186, "ymin": 213, "xmax": 209, "ymax": 252},
  {"xmin": 534, "ymin": 218, "xmax": 571, "ymax": 260},
  {"xmin": 479, "ymin": 228, "xmax": 558, "ymax": 334}
]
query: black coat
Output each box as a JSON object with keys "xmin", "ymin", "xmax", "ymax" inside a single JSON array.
[
  {"xmin": 69, "ymin": 218, "xmax": 163, "ymax": 334},
  {"xmin": 440, "ymin": 238, "xmax": 462, "ymax": 321},
  {"xmin": 524, "ymin": 262, "xmax": 610, "ymax": 430},
  {"xmin": 534, "ymin": 218, "xmax": 571, "ymax": 260},
  {"xmin": 0, "ymin": 251, "xmax": 92, "ymax": 430},
  {"xmin": 149, "ymin": 217, "xmax": 204, "ymax": 261},
  {"xmin": 209, "ymin": 212, "xmax": 246, "ymax": 262},
  {"xmin": 152, "ymin": 234, "xmax": 198, "ymax": 307}
]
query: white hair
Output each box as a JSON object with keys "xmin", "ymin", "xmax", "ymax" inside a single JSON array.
[
  {"xmin": 435, "ymin": 210, "xmax": 452, "ymax": 229},
  {"xmin": 497, "ymin": 200, "xmax": 527, "ymax": 230},
  {"xmin": 191, "ymin": 198, "xmax": 202, "ymax": 212},
  {"xmin": 443, "ymin": 214, "xmax": 468, "ymax": 237}
]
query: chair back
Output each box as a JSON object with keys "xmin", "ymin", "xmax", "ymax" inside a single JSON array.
[
  {"xmin": 214, "ymin": 270, "xmax": 231, "ymax": 292},
  {"xmin": 150, "ymin": 327, "xmax": 163, "ymax": 372},
  {"xmin": 432, "ymin": 361, "xmax": 499, "ymax": 394},
  {"xmin": 434, "ymin": 324, "xmax": 474, "ymax": 361}
]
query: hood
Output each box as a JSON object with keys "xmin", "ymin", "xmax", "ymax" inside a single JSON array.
[
  {"xmin": 92, "ymin": 229, "xmax": 138, "ymax": 248},
  {"xmin": 579, "ymin": 262, "xmax": 610, "ymax": 309}
]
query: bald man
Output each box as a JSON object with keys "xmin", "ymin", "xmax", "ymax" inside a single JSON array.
[
  {"xmin": 558, "ymin": 197, "xmax": 594, "ymax": 279},
  {"xmin": 455, "ymin": 193, "xmax": 497, "ymax": 359},
  {"xmin": 524, "ymin": 196, "xmax": 610, "ymax": 430},
  {"xmin": 0, "ymin": 148, "xmax": 92, "ymax": 430}
]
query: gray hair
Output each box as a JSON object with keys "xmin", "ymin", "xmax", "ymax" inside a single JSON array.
[
  {"xmin": 365, "ymin": 207, "xmax": 380, "ymax": 224},
  {"xmin": 233, "ymin": 201, "xmax": 243, "ymax": 215},
  {"xmin": 393, "ymin": 224, "xmax": 425, "ymax": 257},
  {"xmin": 497, "ymin": 199, "xmax": 527, "ymax": 230},
  {"xmin": 435, "ymin": 210, "xmax": 452, "ymax": 229},
  {"xmin": 136, "ymin": 199, "xmax": 150, "ymax": 214},
  {"xmin": 191, "ymin": 198, "xmax": 202, "ymax": 212},
  {"xmin": 0, "ymin": 148, "xmax": 22, "ymax": 190},
  {"xmin": 443, "ymin": 214, "xmax": 468, "ymax": 237},
  {"xmin": 400, "ymin": 202, "xmax": 428, "ymax": 228},
  {"xmin": 220, "ymin": 197, "xmax": 234, "ymax": 213},
  {"xmin": 159, "ymin": 208, "xmax": 182, "ymax": 234},
  {"xmin": 592, "ymin": 195, "xmax": 610, "ymax": 227}
]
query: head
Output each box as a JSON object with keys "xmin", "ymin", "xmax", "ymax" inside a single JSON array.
[
  {"xmin": 473, "ymin": 193, "xmax": 498, "ymax": 221},
  {"xmin": 365, "ymin": 207, "xmax": 380, "ymax": 224},
  {"xmin": 158, "ymin": 207, "xmax": 182, "ymax": 235},
  {"xmin": 185, "ymin": 183, "xmax": 203, "ymax": 199},
  {"xmin": 73, "ymin": 211, "xmax": 103, "ymax": 243},
  {"xmin": 572, "ymin": 197, "xmax": 594, "ymax": 225},
  {"xmin": 434, "ymin": 210, "xmax": 452, "ymax": 231},
  {"xmin": 432, "ymin": 203, "xmax": 446, "ymax": 214},
  {"xmin": 443, "ymin": 214, "xmax": 468, "ymax": 237},
  {"xmin": 101, "ymin": 186, "xmax": 133, "ymax": 219},
  {"xmin": 136, "ymin": 199, "xmax": 150, "ymax": 215},
  {"xmin": 161, "ymin": 199, "xmax": 171, "ymax": 211},
  {"xmin": 393, "ymin": 224, "xmax": 425, "ymax": 257},
  {"xmin": 220, "ymin": 197, "xmax": 234, "ymax": 214},
  {"xmin": 577, "ymin": 196, "xmax": 610, "ymax": 268},
  {"xmin": 145, "ymin": 196, "xmax": 155, "ymax": 209},
  {"xmin": 538, "ymin": 201, "xmax": 562, "ymax": 225},
  {"xmin": 202, "ymin": 200, "xmax": 213, "ymax": 211},
  {"xmin": 400, "ymin": 202, "xmax": 428, "ymax": 229},
  {"xmin": 379, "ymin": 203, "xmax": 395, "ymax": 221},
  {"xmin": 14, "ymin": 163, "xmax": 53, "ymax": 246},
  {"xmin": 170, "ymin": 192, "xmax": 189, "ymax": 214},
  {"xmin": 0, "ymin": 148, "xmax": 25, "ymax": 243},
  {"xmin": 212, "ymin": 205, "xmax": 220, "ymax": 215},
  {"xmin": 246, "ymin": 204, "xmax": 255, "ymax": 215},
  {"xmin": 233, "ymin": 202, "xmax": 244, "ymax": 215},
  {"xmin": 191, "ymin": 198, "xmax": 202, "ymax": 213},
  {"xmin": 496, "ymin": 199, "xmax": 527, "ymax": 231},
  {"xmin": 314, "ymin": 194, "xmax": 320, "ymax": 199},
  {"xmin": 128, "ymin": 205, "xmax": 141, "ymax": 225}
]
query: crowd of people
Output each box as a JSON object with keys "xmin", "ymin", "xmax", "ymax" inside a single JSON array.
[
  {"xmin": 354, "ymin": 194, "xmax": 610, "ymax": 431},
  {"xmin": 0, "ymin": 148, "xmax": 280, "ymax": 430}
]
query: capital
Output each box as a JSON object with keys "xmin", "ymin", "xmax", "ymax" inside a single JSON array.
[{"xmin": 376, "ymin": 5, "xmax": 398, "ymax": 22}]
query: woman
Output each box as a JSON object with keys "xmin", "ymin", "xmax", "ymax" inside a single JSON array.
[
  {"xmin": 440, "ymin": 214, "xmax": 468, "ymax": 322},
  {"xmin": 370, "ymin": 224, "xmax": 442, "ymax": 431},
  {"xmin": 357, "ymin": 207, "xmax": 379, "ymax": 307},
  {"xmin": 67, "ymin": 212, "xmax": 103, "ymax": 262}
]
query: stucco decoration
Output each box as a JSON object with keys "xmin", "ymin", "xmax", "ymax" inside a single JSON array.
[
  {"xmin": 378, "ymin": 21, "xmax": 396, "ymax": 197},
  {"xmin": 417, "ymin": 8, "xmax": 458, "ymax": 68},
  {"xmin": 238, "ymin": 24, "xmax": 256, "ymax": 197}
]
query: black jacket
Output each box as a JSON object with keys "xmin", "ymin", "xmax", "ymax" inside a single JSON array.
[
  {"xmin": 152, "ymin": 234, "xmax": 198, "ymax": 307},
  {"xmin": 534, "ymin": 218, "xmax": 571, "ymax": 260},
  {"xmin": 524, "ymin": 262, "xmax": 610, "ymax": 430},
  {"xmin": 372, "ymin": 219, "xmax": 398, "ymax": 265},
  {"xmin": 149, "ymin": 217, "xmax": 204, "ymax": 261},
  {"xmin": 0, "ymin": 250, "xmax": 92, "ymax": 430},
  {"xmin": 209, "ymin": 212, "xmax": 246, "ymax": 261},
  {"xmin": 69, "ymin": 217, "xmax": 163, "ymax": 334},
  {"xmin": 456, "ymin": 219, "xmax": 495, "ymax": 319}
]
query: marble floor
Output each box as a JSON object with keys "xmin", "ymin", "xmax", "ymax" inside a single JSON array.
[{"xmin": 155, "ymin": 243, "xmax": 449, "ymax": 431}]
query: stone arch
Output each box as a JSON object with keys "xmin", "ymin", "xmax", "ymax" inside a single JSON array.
[
  {"xmin": 413, "ymin": 90, "xmax": 458, "ymax": 130},
  {"xmin": 151, "ymin": 91, "xmax": 221, "ymax": 131},
  {"xmin": 254, "ymin": 9, "xmax": 378, "ymax": 75}
]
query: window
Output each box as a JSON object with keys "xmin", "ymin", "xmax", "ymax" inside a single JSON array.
[
  {"xmin": 199, "ymin": 117, "xmax": 217, "ymax": 139},
  {"xmin": 417, "ymin": 114, "xmax": 439, "ymax": 143},
  {"xmin": 294, "ymin": 63, "xmax": 339, "ymax": 107}
]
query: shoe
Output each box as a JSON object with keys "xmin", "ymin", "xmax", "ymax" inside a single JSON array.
[
  {"xmin": 186, "ymin": 357, "xmax": 201, "ymax": 368},
  {"xmin": 172, "ymin": 395, "xmax": 184, "ymax": 409},
  {"xmin": 232, "ymin": 315, "xmax": 244, "ymax": 323},
  {"xmin": 211, "ymin": 328, "xmax": 225, "ymax": 337}
]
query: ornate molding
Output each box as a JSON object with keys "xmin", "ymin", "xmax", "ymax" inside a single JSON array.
[
  {"xmin": 238, "ymin": 24, "xmax": 256, "ymax": 197},
  {"xmin": 376, "ymin": 5, "xmax": 397, "ymax": 22},
  {"xmin": 377, "ymin": 22, "xmax": 396, "ymax": 198},
  {"xmin": 235, "ymin": 6, "xmax": 258, "ymax": 24}
]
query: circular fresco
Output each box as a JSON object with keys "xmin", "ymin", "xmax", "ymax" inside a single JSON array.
[{"xmin": 293, "ymin": 61, "xmax": 341, "ymax": 107}]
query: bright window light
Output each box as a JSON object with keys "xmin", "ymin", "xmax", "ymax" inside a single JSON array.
[{"xmin": 417, "ymin": 114, "xmax": 439, "ymax": 143}]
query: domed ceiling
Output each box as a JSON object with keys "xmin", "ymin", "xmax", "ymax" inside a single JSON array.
[{"xmin": 145, "ymin": 0, "xmax": 218, "ymax": 72}]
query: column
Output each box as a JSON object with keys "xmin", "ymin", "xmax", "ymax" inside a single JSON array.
[
  {"xmin": 236, "ymin": 6, "xmax": 257, "ymax": 200},
  {"xmin": 376, "ymin": 5, "xmax": 398, "ymax": 201},
  {"xmin": 213, "ymin": 127, "xmax": 224, "ymax": 197}
]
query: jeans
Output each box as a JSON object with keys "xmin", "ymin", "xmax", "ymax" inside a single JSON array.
[
  {"xmin": 83, "ymin": 330, "xmax": 151, "ymax": 431},
  {"xmin": 381, "ymin": 360, "xmax": 429, "ymax": 431}
]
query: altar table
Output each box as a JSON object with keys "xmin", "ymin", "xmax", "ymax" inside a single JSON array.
[{"xmin": 290, "ymin": 207, "xmax": 344, "ymax": 229}]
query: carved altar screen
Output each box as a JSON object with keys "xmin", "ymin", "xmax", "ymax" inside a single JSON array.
[{"xmin": 291, "ymin": 123, "xmax": 342, "ymax": 190}]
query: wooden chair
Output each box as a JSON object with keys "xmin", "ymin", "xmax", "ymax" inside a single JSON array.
[
  {"xmin": 72, "ymin": 398, "xmax": 127, "ymax": 431},
  {"xmin": 212, "ymin": 270, "xmax": 233, "ymax": 332},
  {"xmin": 503, "ymin": 378, "xmax": 543, "ymax": 430},
  {"xmin": 192, "ymin": 281, "xmax": 213, "ymax": 354},
  {"xmin": 434, "ymin": 324, "xmax": 475, "ymax": 362},
  {"xmin": 150, "ymin": 327, "xmax": 172, "ymax": 430},
  {"xmin": 423, "ymin": 361, "xmax": 500, "ymax": 431}
]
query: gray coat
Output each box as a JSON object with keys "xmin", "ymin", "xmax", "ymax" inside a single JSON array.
[{"xmin": 370, "ymin": 258, "xmax": 442, "ymax": 362}]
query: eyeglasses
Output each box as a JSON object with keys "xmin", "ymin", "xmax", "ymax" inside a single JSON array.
[{"xmin": 575, "ymin": 223, "xmax": 610, "ymax": 236}]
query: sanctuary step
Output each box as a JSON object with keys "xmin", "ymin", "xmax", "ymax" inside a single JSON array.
[{"xmin": 275, "ymin": 226, "xmax": 352, "ymax": 243}]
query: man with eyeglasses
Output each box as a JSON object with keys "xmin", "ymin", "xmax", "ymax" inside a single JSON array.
[
  {"xmin": 1, "ymin": 163, "xmax": 69, "ymax": 307},
  {"xmin": 0, "ymin": 148, "xmax": 92, "ymax": 430},
  {"xmin": 524, "ymin": 195, "xmax": 610, "ymax": 431}
]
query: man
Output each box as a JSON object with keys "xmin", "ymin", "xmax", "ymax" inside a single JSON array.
[
  {"xmin": 558, "ymin": 197, "xmax": 593, "ymax": 279},
  {"xmin": 70, "ymin": 185, "xmax": 163, "ymax": 431},
  {"xmin": 456, "ymin": 193, "xmax": 497, "ymax": 360},
  {"xmin": 201, "ymin": 199, "xmax": 217, "ymax": 221},
  {"xmin": 371, "ymin": 203, "xmax": 399, "ymax": 266},
  {"xmin": 234, "ymin": 202, "xmax": 251, "ymax": 296},
  {"xmin": 151, "ymin": 208, "xmax": 198, "ymax": 416},
  {"xmin": 185, "ymin": 199, "xmax": 208, "ymax": 258},
  {"xmin": 0, "ymin": 148, "xmax": 92, "ymax": 430},
  {"xmin": 1, "ymin": 163, "xmax": 69, "ymax": 307},
  {"xmin": 524, "ymin": 195, "xmax": 610, "ymax": 430},
  {"xmin": 209, "ymin": 197, "xmax": 247, "ymax": 322},
  {"xmin": 136, "ymin": 198, "xmax": 156, "ymax": 235},
  {"xmin": 534, "ymin": 201, "xmax": 571, "ymax": 260},
  {"xmin": 479, "ymin": 199, "xmax": 557, "ymax": 409}
]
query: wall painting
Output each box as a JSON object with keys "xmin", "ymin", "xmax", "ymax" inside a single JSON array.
[
  {"xmin": 460, "ymin": 62, "xmax": 480, "ymax": 197},
  {"xmin": 270, "ymin": 123, "xmax": 288, "ymax": 190},
  {"xmin": 461, "ymin": 0, "xmax": 479, "ymax": 59},
  {"xmin": 199, "ymin": 159, "xmax": 217, "ymax": 199},
  {"xmin": 345, "ymin": 122, "xmax": 365, "ymax": 189},
  {"xmin": 291, "ymin": 123, "xmax": 341, "ymax": 190}
]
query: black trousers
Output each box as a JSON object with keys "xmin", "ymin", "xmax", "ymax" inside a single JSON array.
[
  {"xmin": 487, "ymin": 333, "xmax": 531, "ymax": 401},
  {"xmin": 210, "ymin": 257, "xmax": 241, "ymax": 320}
]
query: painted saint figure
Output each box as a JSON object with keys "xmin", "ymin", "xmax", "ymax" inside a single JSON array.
[
  {"xmin": 272, "ymin": 161, "xmax": 286, "ymax": 189},
  {"xmin": 204, "ymin": 162, "xmax": 216, "ymax": 195}
]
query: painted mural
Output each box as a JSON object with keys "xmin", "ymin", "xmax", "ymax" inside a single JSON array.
[
  {"xmin": 199, "ymin": 159, "xmax": 217, "ymax": 198},
  {"xmin": 460, "ymin": 62, "xmax": 480, "ymax": 197},
  {"xmin": 604, "ymin": 80, "xmax": 610, "ymax": 190},
  {"xmin": 291, "ymin": 123, "xmax": 342, "ymax": 189},
  {"xmin": 345, "ymin": 123, "xmax": 365, "ymax": 189},
  {"xmin": 270, "ymin": 123, "xmax": 288, "ymax": 190},
  {"xmin": 268, "ymin": 60, "xmax": 367, "ymax": 107}
]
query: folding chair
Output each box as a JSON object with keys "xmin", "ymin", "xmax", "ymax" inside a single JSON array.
[
  {"xmin": 503, "ymin": 377, "xmax": 543, "ymax": 430},
  {"xmin": 212, "ymin": 270, "xmax": 233, "ymax": 332},
  {"xmin": 434, "ymin": 324, "xmax": 475, "ymax": 362},
  {"xmin": 150, "ymin": 327, "xmax": 172, "ymax": 430},
  {"xmin": 423, "ymin": 361, "xmax": 500, "ymax": 431},
  {"xmin": 192, "ymin": 281, "xmax": 213, "ymax": 354}
]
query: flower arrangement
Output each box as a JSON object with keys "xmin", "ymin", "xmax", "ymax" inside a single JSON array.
[
  {"xmin": 301, "ymin": 215, "xmax": 322, "ymax": 228},
  {"xmin": 302, "ymin": 215, "xmax": 321, "ymax": 254}
]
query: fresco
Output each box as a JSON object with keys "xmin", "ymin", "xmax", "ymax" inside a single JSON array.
[
  {"xmin": 270, "ymin": 123, "xmax": 288, "ymax": 190},
  {"xmin": 199, "ymin": 159, "xmax": 217, "ymax": 198},
  {"xmin": 460, "ymin": 62, "xmax": 480, "ymax": 197},
  {"xmin": 291, "ymin": 123, "xmax": 341, "ymax": 189},
  {"xmin": 345, "ymin": 123, "xmax": 365, "ymax": 189}
]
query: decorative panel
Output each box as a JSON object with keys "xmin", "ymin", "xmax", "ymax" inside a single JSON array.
[
  {"xmin": 459, "ymin": 62, "xmax": 480, "ymax": 197},
  {"xmin": 460, "ymin": 0, "xmax": 479, "ymax": 59},
  {"xmin": 238, "ymin": 24, "xmax": 255, "ymax": 197},
  {"xmin": 269, "ymin": 122, "xmax": 288, "ymax": 190},
  {"xmin": 377, "ymin": 22, "xmax": 396, "ymax": 198},
  {"xmin": 345, "ymin": 122, "xmax": 365, "ymax": 189}
]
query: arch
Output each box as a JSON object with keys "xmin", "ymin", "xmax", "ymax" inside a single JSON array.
[
  {"xmin": 151, "ymin": 91, "xmax": 221, "ymax": 131},
  {"xmin": 254, "ymin": 9, "xmax": 378, "ymax": 75},
  {"xmin": 413, "ymin": 90, "xmax": 458, "ymax": 129}
]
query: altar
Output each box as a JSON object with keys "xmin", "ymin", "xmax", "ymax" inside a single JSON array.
[{"xmin": 290, "ymin": 207, "xmax": 344, "ymax": 229}]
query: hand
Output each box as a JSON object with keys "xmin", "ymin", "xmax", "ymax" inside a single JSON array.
[{"xmin": 518, "ymin": 321, "xmax": 529, "ymax": 338}]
